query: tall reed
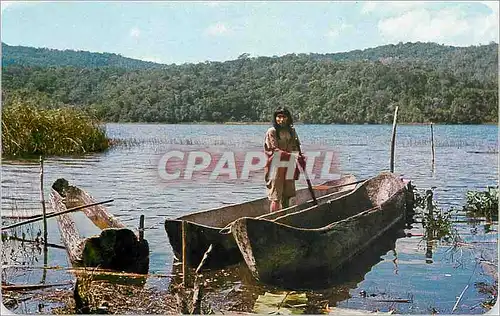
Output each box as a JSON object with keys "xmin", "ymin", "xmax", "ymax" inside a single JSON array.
[{"xmin": 2, "ymin": 103, "xmax": 109, "ymax": 157}]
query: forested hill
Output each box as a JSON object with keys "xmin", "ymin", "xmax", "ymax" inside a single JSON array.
[
  {"xmin": 2, "ymin": 43, "xmax": 163, "ymax": 69},
  {"xmin": 1, "ymin": 42, "xmax": 498, "ymax": 124},
  {"xmin": 311, "ymin": 42, "xmax": 498, "ymax": 84},
  {"xmin": 3, "ymin": 42, "xmax": 497, "ymax": 81}
]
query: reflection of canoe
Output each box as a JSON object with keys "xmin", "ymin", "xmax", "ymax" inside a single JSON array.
[
  {"xmin": 303, "ymin": 227, "xmax": 405, "ymax": 308},
  {"xmin": 164, "ymin": 175, "xmax": 357, "ymax": 269},
  {"xmin": 50, "ymin": 178, "xmax": 149, "ymax": 274},
  {"xmin": 166, "ymin": 229, "xmax": 404, "ymax": 313},
  {"xmin": 231, "ymin": 172, "xmax": 408, "ymax": 288}
]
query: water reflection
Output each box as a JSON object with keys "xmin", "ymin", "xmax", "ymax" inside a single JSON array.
[
  {"xmin": 1, "ymin": 123, "xmax": 498, "ymax": 314},
  {"xmin": 166, "ymin": 226, "xmax": 406, "ymax": 313}
]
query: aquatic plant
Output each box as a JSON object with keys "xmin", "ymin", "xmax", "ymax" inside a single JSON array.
[
  {"xmin": 1, "ymin": 199, "xmax": 45, "ymax": 269},
  {"xmin": 1, "ymin": 103, "xmax": 109, "ymax": 157},
  {"xmin": 464, "ymin": 187, "xmax": 498, "ymax": 221},
  {"xmin": 421, "ymin": 206, "xmax": 459, "ymax": 242},
  {"xmin": 411, "ymin": 186, "xmax": 460, "ymax": 243}
]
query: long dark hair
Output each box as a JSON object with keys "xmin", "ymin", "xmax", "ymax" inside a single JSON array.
[{"xmin": 272, "ymin": 107, "xmax": 294, "ymax": 139}]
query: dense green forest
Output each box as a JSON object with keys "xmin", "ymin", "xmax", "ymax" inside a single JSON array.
[
  {"xmin": 2, "ymin": 43, "xmax": 162, "ymax": 70},
  {"xmin": 2, "ymin": 42, "xmax": 498, "ymax": 124}
]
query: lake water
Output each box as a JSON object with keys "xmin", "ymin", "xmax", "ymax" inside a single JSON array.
[{"xmin": 1, "ymin": 123, "xmax": 498, "ymax": 314}]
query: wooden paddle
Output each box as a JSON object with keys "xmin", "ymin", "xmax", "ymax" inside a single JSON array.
[
  {"xmin": 296, "ymin": 145, "xmax": 318, "ymax": 206},
  {"xmin": 312, "ymin": 178, "xmax": 367, "ymax": 190}
]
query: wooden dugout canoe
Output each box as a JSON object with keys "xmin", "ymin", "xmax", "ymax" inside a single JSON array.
[
  {"xmin": 164, "ymin": 174, "xmax": 357, "ymax": 269},
  {"xmin": 231, "ymin": 172, "xmax": 409, "ymax": 288},
  {"xmin": 50, "ymin": 178, "xmax": 149, "ymax": 274}
]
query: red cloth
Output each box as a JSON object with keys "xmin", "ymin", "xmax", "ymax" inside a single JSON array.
[
  {"xmin": 294, "ymin": 154, "xmax": 306, "ymax": 180},
  {"xmin": 265, "ymin": 150, "xmax": 307, "ymax": 181}
]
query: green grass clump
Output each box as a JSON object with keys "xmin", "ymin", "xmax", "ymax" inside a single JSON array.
[
  {"xmin": 2, "ymin": 103, "xmax": 109, "ymax": 157},
  {"xmin": 464, "ymin": 186, "xmax": 499, "ymax": 221}
]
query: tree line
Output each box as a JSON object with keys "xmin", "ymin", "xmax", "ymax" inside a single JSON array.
[{"xmin": 1, "ymin": 41, "xmax": 498, "ymax": 124}]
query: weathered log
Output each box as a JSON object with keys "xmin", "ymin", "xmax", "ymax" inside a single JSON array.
[
  {"xmin": 53, "ymin": 178, "xmax": 125, "ymax": 230},
  {"xmin": 50, "ymin": 190, "xmax": 86, "ymax": 263},
  {"xmin": 50, "ymin": 179, "xmax": 149, "ymax": 274}
]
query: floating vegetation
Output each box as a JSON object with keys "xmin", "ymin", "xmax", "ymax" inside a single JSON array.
[
  {"xmin": 253, "ymin": 291, "xmax": 308, "ymax": 314},
  {"xmin": 1, "ymin": 103, "xmax": 109, "ymax": 158},
  {"xmin": 55, "ymin": 275, "xmax": 178, "ymax": 314},
  {"xmin": 464, "ymin": 187, "xmax": 498, "ymax": 221},
  {"xmin": 410, "ymin": 186, "xmax": 460, "ymax": 243}
]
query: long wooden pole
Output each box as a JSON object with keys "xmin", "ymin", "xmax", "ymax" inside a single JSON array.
[
  {"xmin": 452, "ymin": 284, "xmax": 470, "ymax": 313},
  {"xmin": 312, "ymin": 178, "xmax": 367, "ymax": 190},
  {"xmin": 390, "ymin": 106, "xmax": 399, "ymax": 173},
  {"xmin": 139, "ymin": 215, "xmax": 145, "ymax": 241},
  {"xmin": 39, "ymin": 156, "xmax": 48, "ymax": 246},
  {"xmin": 42, "ymin": 246, "xmax": 48, "ymax": 283},
  {"xmin": 426, "ymin": 189, "xmax": 434, "ymax": 241},
  {"xmin": 1, "ymin": 199, "xmax": 114, "ymax": 231},
  {"xmin": 430, "ymin": 123, "xmax": 435, "ymax": 167},
  {"xmin": 39, "ymin": 156, "xmax": 49, "ymax": 284},
  {"xmin": 296, "ymin": 144, "xmax": 317, "ymax": 206},
  {"xmin": 181, "ymin": 220, "xmax": 187, "ymax": 287},
  {"xmin": 296, "ymin": 160, "xmax": 318, "ymax": 205}
]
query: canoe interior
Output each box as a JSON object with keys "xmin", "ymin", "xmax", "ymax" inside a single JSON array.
[
  {"xmin": 258, "ymin": 182, "xmax": 358, "ymax": 221},
  {"xmin": 164, "ymin": 219, "xmax": 245, "ymax": 268},
  {"xmin": 274, "ymin": 172, "xmax": 405, "ymax": 229},
  {"xmin": 163, "ymin": 175, "xmax": 356, "ymax": 267},
  {"xmin": 170, "ymin": 174, "xmax": 356, "ymax": 229},
  {"xmin": 231, "ymin": 172, "xmax": 409, "ymax": 288},
  {"xmin": 164, "ymin": 181, "xmax": 358, "ymax": 268}
]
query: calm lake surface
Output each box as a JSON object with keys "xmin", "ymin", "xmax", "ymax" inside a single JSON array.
[{"xmin": 1, "ymin": 123, "xmax": 498, "ymax": 314}]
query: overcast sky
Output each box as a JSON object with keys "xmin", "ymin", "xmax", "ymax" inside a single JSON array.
[{"xmin": 1, "ymin": 1, "xmax": 498, "ymax": 65}]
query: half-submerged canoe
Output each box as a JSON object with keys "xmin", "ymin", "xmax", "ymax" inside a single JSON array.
[
  {"xmin": 164, "ymin": 174, "xmax": 357, "ymax": 268},
  {"xmin": 50, "ymin": 178, "xmax": 149, "ymax": 274},
  {"xmin": 231, "ymin": 172, "xmax": 408, "ymax": 288}
]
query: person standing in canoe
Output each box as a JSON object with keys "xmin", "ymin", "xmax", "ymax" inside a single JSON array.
[{"xmin": 264, "ymin": 107, "xmax": 306, "ymax": 212}]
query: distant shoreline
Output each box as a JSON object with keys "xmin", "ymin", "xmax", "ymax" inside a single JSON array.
[{"xmin": 104, "ymin": 121, "xmax": 499, "ymax": 126}]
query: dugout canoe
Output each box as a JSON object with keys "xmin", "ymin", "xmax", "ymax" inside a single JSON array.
[
  {"xmin": 164, "ymin": 174, "xmax": 357, "ymax": 268},
  {"xmin": 50, "ymin": 178, "xmax": 149, "ymax": 274},
  {"xmin": 231, "ymin": 172, "xmax": 409, "ymax": 288}
]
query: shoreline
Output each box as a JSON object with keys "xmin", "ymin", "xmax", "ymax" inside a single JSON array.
[{"xmin": 104, "ymin": 121, "xmax": 499, "ymax": 126}]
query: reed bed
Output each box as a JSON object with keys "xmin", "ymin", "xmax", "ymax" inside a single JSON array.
[
  {"xmin": 110, "ymin": 136, "xmax": 262, "ymax": 149},
  {"xmin": 1, "ymin": 104, "xmax": 109, "ymax": 157}
]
